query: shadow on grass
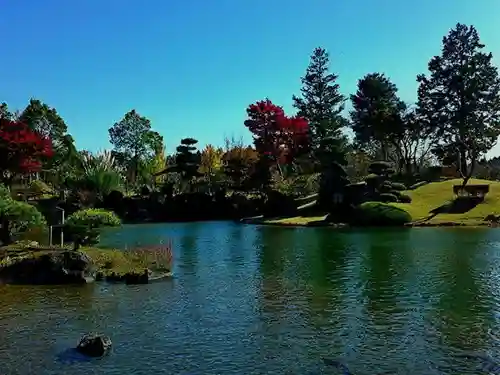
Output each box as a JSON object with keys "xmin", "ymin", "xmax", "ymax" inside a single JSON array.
[{"xmin": 429, "ymin": 196, "xmax": 483, "ymax": 215}]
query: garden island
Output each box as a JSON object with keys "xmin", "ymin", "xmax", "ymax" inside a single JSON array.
[{"xmin": 1, "ymin": 23, "xmax": 500, "ymax": 284}]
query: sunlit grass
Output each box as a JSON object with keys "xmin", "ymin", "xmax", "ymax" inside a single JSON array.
[
  {"xmin": 264, "ymin": 215, "xmax": 328, "ymax": 225},
  {"xmin": 391, "ymin": 178, "xmax": 500, "ymax": 224},
  {"xmin": 0, "ymin": 242, "xmax": 174, "ymax": 277},
  {"xmin": 263, "ymin": 178, "xmax": 500, "ymax": 226}
]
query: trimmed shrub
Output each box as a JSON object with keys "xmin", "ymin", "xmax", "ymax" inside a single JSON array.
[
  {"xmin": 66, "ymin": 208, "xmax": 121, "ymax": 247},
  {"xmin": 351, "ymin": 202, "xmax": 412, "ymax": 226},
  {"xmin": 1, "ymin": 199, "xmax": 47, "ymax": 243},
  {"xmin": 390, "ymin": 182, "xmax": 407, "ymax": 191},
  {"xmin": 379, "ymin": 182, "xmax": 394, "ymax": 193},
  {"xmin": 399, "ymin": 194, "xmax": 412, "ymax": 203},
  {"xmin": 379, "ymin": 193, "xmax": 399, "ymax": 203},
  {"xmin": 66, "ymin": 208, "xmax": 121, "ymax": 229},
  {"xmin": 389, "ymin": 190, "xmax": 403, "ymax": 198},
  {"xmin": 408, "ymin": 181, "xmax": 428, "ymax": 190},
  {"xmin": 0, "ymin": 183, "xmax": 47, "ymax": 245}
]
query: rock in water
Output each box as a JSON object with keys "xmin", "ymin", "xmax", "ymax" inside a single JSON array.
[{"xmin": 76, "ymin": 333, "xmax": 112, "ymax": 357}]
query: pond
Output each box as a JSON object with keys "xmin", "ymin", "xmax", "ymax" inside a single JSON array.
[{"xmin": 1, "ymin": 222, "xmax": 500, "ymax": 374}]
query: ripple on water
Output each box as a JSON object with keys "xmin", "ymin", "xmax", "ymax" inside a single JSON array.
[{"xmin": 2, "ymin": 225, "xmax": 500, "ymax": 374}]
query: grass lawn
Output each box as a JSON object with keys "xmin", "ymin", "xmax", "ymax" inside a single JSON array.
[
  {"xmin": 263, "ymin": 215, "xmax": 328, "ymax": 225},
  {"xmin": 262, "ymin": 178, "xmax": 500, "ymax": 227},
  {"xmin": 392, "ymin": 178, "xmax": 500, "ymax": 225}
]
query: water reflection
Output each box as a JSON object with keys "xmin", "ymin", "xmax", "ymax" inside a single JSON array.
[
  {"xmin": 433, "ymin": 230, "xmax": 493, "ymax": 357},
  {"xmin": 2, "ymin": 224, "xmax": 500, "ymax": 374}
]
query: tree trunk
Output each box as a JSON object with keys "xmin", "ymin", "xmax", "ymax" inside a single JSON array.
[
  {"xmin": 0, "ymin": 216, "xmax": 12, "ymax": 246},
  {"xmin": 461, "ymin": 157, "xmax": 476, "ymax": 187}
]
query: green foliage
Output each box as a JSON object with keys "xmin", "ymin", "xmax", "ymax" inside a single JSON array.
[
  {"xmin": 0, "ymin": 200, "xmax": 46, "ymax": 231},
  {"xmin": 76, "ymin": 150, "xmax": 124, "ymax": 198},
  {"xmin": 390, "ymin": 182, "xmax": 407, "ymax": 191},
  {"xmin": 269, "ymin": 173, "xmax": 319, "ymax": 197},
  {"xmin": 108, "ymin": 109, "xmax": 163, "ymax": 185},
  {"xmin": 66, "ymin": 208, "xmax": 121, "ymax": 229},
  {"xmin": 417, "ymin": 23, "xmax": 500, "ymax": 182},
  {"xmin": 293, "ymin": 47, "xmax": 348, "ymax": 166},
  {"xmin": 352, "ymin": 202, "xmax": 412, "ymax": 226},
  {"xmin": 0, "ymin": 184, "xmax": 47, "ymax": 244},
  {"xmin": 29, "ymin": 180, "xmax": 53, "ymax": 195},
  {"xmin": 0, "ymin": 184, "xmax": 11, "ymax": 199},
  {"xmin": 169, "ymin": 138, "xmax": 202, "ymax": 191},
  {"xmin": 350, "ymin": 73, "xmax": 405, "ymax": 158},
  {"xmin": 19, "ymin": 99, "xmax": 78, "ymax": 184},
  {"xmin": 0, "ymin": 102, "xmax": 13, "ymax": 120},
  {"xmin": 379, "ymin": 193, "xmax": 399, "ymax": 203},
  {"xmin": 66, "ymin": 208, "xmax": 120, "ymax": 248},
  {"xmin": 368, "ymin": 161, "xmax": 394, "ymax": 176},
  {"xmin": 399, "ymin": 194, "xmax": 412, "ymax": 203}
]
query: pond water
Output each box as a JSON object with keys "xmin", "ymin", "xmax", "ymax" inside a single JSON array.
[{"xmin": 2, "ymin": 222, "xmax": 500, "ymax": 374}]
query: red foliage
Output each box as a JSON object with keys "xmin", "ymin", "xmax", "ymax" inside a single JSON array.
[
  {"xmin": 244, "ymin": 99, "xmax": 309, "ymax": 164},
  {"xmin": 0, "ymin": 119, "xmax": 54, "ymax": 177}
]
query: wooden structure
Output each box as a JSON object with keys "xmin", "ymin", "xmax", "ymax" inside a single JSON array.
[{"xmin": 453, "ymin": 184, "xmax": 490, "ymax": 198}]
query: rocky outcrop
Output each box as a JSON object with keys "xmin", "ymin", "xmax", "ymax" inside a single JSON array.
[
  {"xmin": 76, "ymin": 333, "xmax": 112, "ymax": 357},
  {"xmin": 0, "ymin": 250, "xmax": 95, "ymax": 285}
]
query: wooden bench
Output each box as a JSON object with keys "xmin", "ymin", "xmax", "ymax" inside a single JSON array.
[{"xmin": 453, "ymin": 184, "xmax": 490, "ymax": 198}]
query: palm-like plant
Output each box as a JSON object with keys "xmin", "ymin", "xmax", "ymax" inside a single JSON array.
[{"xmin": 79, "ymin": 150, "xmax": 124, "ymax": 198}]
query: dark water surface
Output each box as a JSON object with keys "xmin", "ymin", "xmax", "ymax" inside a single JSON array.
[{"xmin": 2, "ymin": 222, "xmax": 500, "ymax": 374}]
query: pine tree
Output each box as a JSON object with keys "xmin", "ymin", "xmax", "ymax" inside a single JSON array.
[
  {"xmin": 293, "ymin": 47, "xmax": 347, "ymax": 166},
  {"xmin": 417, "ymin": 23, "xmax": 500, "ymax": 185},
  {"xmin": 350, "ymin": 72, "xmax": 406, "ymax": 160}
]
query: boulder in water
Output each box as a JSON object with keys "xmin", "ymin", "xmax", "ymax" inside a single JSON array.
[{"xmin": 76, "ymin": 333, "xmax": 112, "ymax": 357}]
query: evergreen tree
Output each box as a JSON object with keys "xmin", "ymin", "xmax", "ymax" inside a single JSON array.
[
  {"xmin": 350, "ymin": 73, "xmax": 406, "ymax": 160},
  {"xmin": 293, "ymin": 47, "xmax": 347, "ymax": 166},
  {"xmin": 417, "ymin": 23, "xmax": 500, "ymax": 185},
  {"xmin": 108, "ymin": 109, "xmax": 163, "ymax": 185},
  {"xmin": 174, "ymin": 138, "xmax": 202, "ymax": 191}
]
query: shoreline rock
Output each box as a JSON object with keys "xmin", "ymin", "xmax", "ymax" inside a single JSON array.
[{"xmin": 0, "ymin": 250, "xmax": 95, "ymax": 285}]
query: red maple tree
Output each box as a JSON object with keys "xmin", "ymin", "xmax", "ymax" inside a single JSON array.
[
  {"xmin": 244, "ymin": 99, "xmax": 309, "ymax": 165},
  {"xmin": 0, "ymin": 118, "xmax": 54, "ymax": 182}
]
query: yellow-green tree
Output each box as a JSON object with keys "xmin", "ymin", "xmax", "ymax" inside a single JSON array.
[
  {"xmin": 142, "ymin": 146, "xmax": 167, "ymax": 185},
  {"xmin": 199, "ymin": 144, "xmax": 224, "ymax": 191}
]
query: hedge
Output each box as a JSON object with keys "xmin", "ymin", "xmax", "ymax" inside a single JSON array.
[{"xmin": 351, "ymin": 202, "xmax": 412, "ymax": 226}]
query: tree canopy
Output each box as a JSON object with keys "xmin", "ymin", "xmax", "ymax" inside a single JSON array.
[
  {"xmin": 293, "ymin": 47, "xmax": 347, "ymax": 166},
  {"xmin": 417, "ymin": 23, "xmax": 500, "ymax": 184}
]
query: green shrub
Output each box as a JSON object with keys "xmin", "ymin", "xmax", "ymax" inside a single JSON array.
[
  {"xmin": 399, "ymin": 194, "xmax": 412, "ymax": 203},
  {"xmin": 390, "ymin": 190, "xmax": 402, "ymax": 198},
  {"xmin": 379, "ymin": 182, "xmax": 394, "ymax": 193},
  {"xmin": 66, "ymin": 208, "xmax": 121, "ymax": 248},
  {"xmin": 351, "ymin": 202, "xmax": 412, "ymax": 226},
  {"xmin": 0, "ymin": 189, "xmax": 47, "ymax": 244},
  {"xmin": 391, "ymin": 182, "xmax": 407, "ymax": 191},
  {"xmin": 378, "ymin": 193, "xmax": 399, "ymax": 202},
  {"xmin": 0, "ymin": 184, "xmax": 10, "ymax": 199},
  {"xmin": 66, "ymin": 208, "xmax": 121, "ymax": 229},
  {"xmin": 29, "ymin": 180, "xmax": 53, "ymax": 195}
]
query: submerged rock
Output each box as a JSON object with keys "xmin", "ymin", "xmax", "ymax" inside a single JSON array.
[
  {"xmin": 0, "ymin": 250, "xmax": 95, "ymax": 285},
  {"xmin": 76, "ymin": 333, "xmax": 112, "ymax": 357}
]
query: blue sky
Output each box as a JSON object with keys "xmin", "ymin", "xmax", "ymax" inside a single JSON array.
[{"xmin": 1, "ymin": 0, "xmax": 500, "ymax": 155}]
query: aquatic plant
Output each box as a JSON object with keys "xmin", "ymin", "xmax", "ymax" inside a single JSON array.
[{"xmin": 128, "ymin": 240, "xmax": 173, "ymax": 272}]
